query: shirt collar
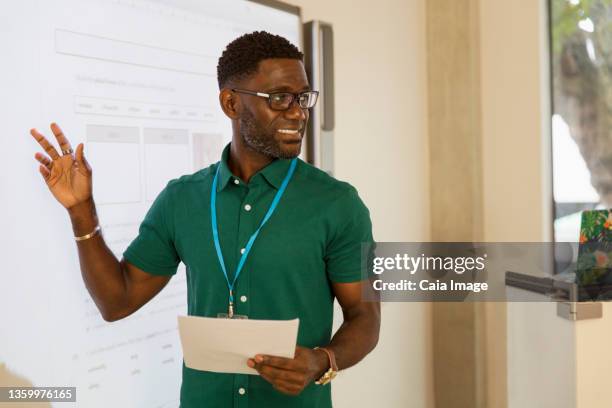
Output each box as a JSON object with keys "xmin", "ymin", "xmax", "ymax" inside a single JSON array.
[{"xmin": 217, "ymin": 142, "xmax": 294, "ymax": 192}]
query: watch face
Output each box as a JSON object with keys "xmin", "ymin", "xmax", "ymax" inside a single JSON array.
[{"xmin": 316, "ymin": 369, "xmax": 336, "ymax": 385}]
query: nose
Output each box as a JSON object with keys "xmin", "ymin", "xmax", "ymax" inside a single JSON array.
[{"xmin": 284, "ymin": 99, "xmax": 307, "ymax": 122}]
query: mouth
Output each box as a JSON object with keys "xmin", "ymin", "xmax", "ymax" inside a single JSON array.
[
  {"xmin": 277, "ymin": 128, "xmax": 303, "ymax": 144},
  {"xmin": 278, "ymin": 128, "xmax": 300, "ymax": 135}
]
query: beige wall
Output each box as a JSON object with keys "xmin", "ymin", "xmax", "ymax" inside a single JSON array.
[
  {"xmin": 487, "ymin": 6, "xmax": 612, "ymax": 406},
  {"xmin": 480, "ymin": 0, "xmax": 552, "ymax": 243},
  {"xmin": 576, "ymin": 302, "xmax": 612, "ymax": 407},
  {"xmin": 479, "ymin": 1, "xmax": 560, "ymax": 408},
  {"xmin": 287, "ymin": 0, "xmax": 433, "ymax": 407},
  {"xmin": 480, "ymin": 0, "xmax": 552, "ymax": 407},
  {"xmin": 426, "ymin": 0, "xmax": 555, "ymax": 405},
  {"xmin": 287, "ymin": 0, "xmax": 559, "ymax": 406},
  {"xmin": 425, "ymin": 0, "xmax": 487, "ymax": 407}
]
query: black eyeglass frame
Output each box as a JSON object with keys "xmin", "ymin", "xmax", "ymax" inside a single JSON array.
[{"xmin": 231, "ymin": 88, "xmax": 319, "ymax": 111}]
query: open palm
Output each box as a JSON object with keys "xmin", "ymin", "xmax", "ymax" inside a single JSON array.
[{"xmin": 30, "ymin": 123, "xmax": 93, "ymax": 210}]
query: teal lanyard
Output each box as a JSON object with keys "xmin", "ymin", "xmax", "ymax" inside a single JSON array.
[{"xmin": 210, "ymin": 158, "xmax": 297, "ymax": 317}]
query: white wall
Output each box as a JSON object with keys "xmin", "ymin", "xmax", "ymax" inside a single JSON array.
[{"xmin": 287, "ymin": 0, "xmax": 433, "ymax": 407}]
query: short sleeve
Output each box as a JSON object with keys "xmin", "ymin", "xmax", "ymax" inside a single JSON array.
[
  {"xmin": 325, "ymin": 186, "xmax": 375, "ymax": 283},
  {"xmin": 123, "ymin": 181, "xmax": 180, "ymax": 276}
]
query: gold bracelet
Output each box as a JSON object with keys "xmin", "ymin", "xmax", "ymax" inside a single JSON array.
[
  {"xmin": 74, "ymin": 225, "xmax": 101, "ymax": 241},
  {"xmin": 313, "ymin": 347, "xmax": 338, "ymax": 385}
]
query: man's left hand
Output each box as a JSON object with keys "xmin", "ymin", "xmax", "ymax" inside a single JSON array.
[{"xmin": 247, "ymin": 345, "xmax": 329, "ymax": 396}]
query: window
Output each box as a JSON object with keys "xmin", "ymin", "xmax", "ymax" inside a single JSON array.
[{"xmin": 551, "ymin": 0, "xmax": 612, "ymax": 243}]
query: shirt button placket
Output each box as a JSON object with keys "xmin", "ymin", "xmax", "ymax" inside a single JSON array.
[
  {"xmin": 233, "ymin": 375, "xmax": 249, "ymax": 408},
  {"xmin": 232, "ymin": 189, "xmax": 251, "ymax": 408},
  {"xmin": 237, "ymin": 192, "xmax": 253, "ymax": 320}
]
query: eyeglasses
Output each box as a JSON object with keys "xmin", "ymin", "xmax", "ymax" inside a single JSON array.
[{"xmin": 232, "ymin": 89, "xmax": 319, "ymax": 111}]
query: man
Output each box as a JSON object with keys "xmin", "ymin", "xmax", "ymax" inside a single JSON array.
[{"xmin": 30, "ymin": 31, "xmax": 380, "ymax": 408}]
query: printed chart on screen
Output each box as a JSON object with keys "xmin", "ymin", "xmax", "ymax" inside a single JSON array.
[{"xmin": 0, "ymin": 0, "xmax": 300, "ymax": 406}]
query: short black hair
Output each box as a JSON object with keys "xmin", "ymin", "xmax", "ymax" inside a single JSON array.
[{"xmin": 216, "ymin": 31, "xmax": 303, "ymax": 89}]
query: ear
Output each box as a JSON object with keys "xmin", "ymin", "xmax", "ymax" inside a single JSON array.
[{"xmin": 219, "ymin": 88, "xmax": 240, "ymax": 119}]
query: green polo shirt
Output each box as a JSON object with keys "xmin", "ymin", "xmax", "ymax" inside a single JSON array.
[{"xmin": 123, "ymin": 142, "xmax": 374, "ymax": 408}]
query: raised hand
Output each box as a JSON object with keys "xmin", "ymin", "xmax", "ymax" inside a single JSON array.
[{"xmin": 30, "ymin": 123, "xmax": 93, "ymax": 211}]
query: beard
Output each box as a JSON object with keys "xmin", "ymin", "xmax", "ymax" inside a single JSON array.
[{"xmin": 239, "ymin": 109, "xmax": 301, "ymax": 159}]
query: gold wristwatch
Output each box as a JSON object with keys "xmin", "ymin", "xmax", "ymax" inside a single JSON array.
[{"xmin": 313, "ymin": 347, "xmax": 338, "ymax": 385}]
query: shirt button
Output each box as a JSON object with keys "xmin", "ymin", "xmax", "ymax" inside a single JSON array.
[
  {"xmin": 238, "ymin": 387, "xmax": 246, "ymax": 395},
  {"xmin": 240, "ymin": 248, "xmax": 246, "ymax": 254},
  {"xmin": 233, "ymin": 179, "xmax": 239, "ymax": 185},
  {"xmin": 240, "ymin": 295, "xmax": 247, "ymax": 303},
  {"xmin": 244, "ymin": 204, "xmax": 252, "ymax": 211}
]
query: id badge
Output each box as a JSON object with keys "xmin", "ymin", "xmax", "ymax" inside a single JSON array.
[{"xmin": 217, "ymin": 313, "xmax": 248, "ymax": 319}]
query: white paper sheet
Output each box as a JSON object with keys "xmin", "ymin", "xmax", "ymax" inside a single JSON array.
[{"xmin": 177, "ymin": 315, "xmax": 300, "ymax": 375}]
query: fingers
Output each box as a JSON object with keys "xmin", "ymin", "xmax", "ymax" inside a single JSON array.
[
  {"xmin": 261, "ymin": 374, "xmax": 302, "ymax": 396},
  {"xmin": 248, "ymin": 357, "xmax": 305, "ymax": 384},
  {"xmin": 260, "ymin": 364, "xmax": 301, "ymax": 382},
  {"xmin": 34, "ymin": 152, "xmax": 53, "ymax": 170},
  {"xmin": 76, "ymin": 143, "xmax": 84, "ymax": 165},
  {"xmin": 75, "ymin": 143, "xmax": 91, "ymax": 172},
  {"xmin": 50, "ymin": 122, "xmax": 73, "ymax": 156},
  {"xmin": 257, "ymin": 366, "xmax": 298, "ymax": 394},
  {"xmin": 272, "ymin": 381, "xmax": 301, "ymax": 396},
  {"xmin": 253, "ymin": 364, "xmax": 305, "ymax": 395},
  {"xmin": 254, "ymin": 355, "xmax": 295, "ymax": 370},
  {"xmin": 30, "ymin": 128, "xmax": 60, "ymax": 160},
  {"xmin": 38, "ymin": 164, "xmax": 50, "ymax": 180}
]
